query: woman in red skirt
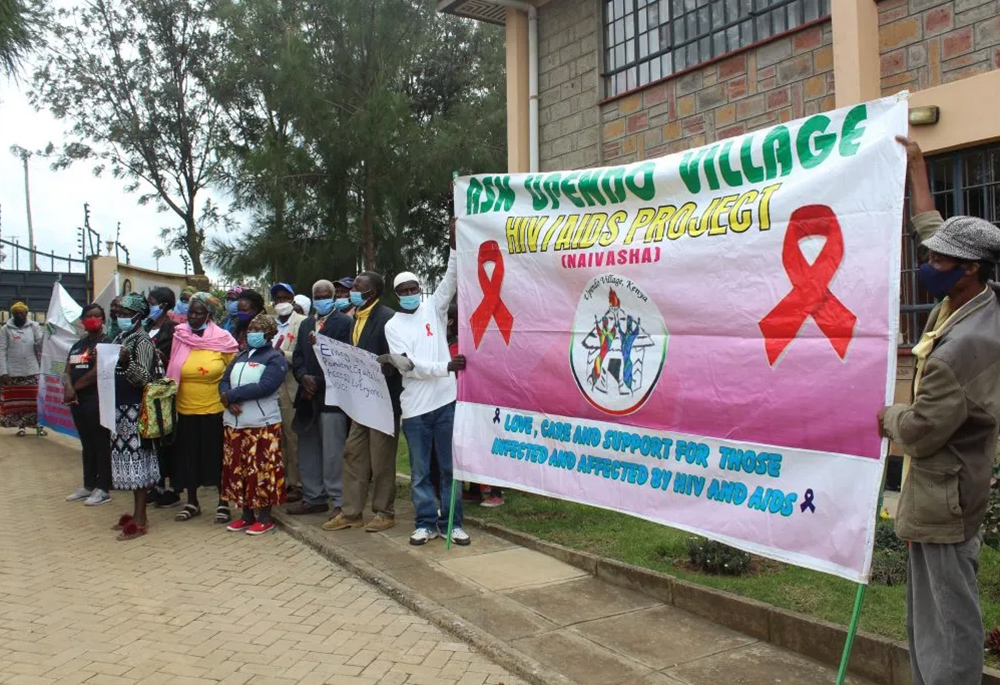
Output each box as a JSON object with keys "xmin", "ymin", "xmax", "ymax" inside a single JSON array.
[{"xmin": 219, "ymin": 314, "xmax": 288, "ymax": 535}]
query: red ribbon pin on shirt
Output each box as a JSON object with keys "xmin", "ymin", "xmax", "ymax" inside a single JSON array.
[
  {"xmin": 470, "ymin": 240, "xmax": 514, "ymax": 349},
  {"xmin": 758, "ymin": 205, "xmax": 857, "ymax": 366}
]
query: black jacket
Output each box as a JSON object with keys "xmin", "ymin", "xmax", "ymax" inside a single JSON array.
[
  {"xmin": 148, "ymin": 318, "xmax": 176, "ymax": 366},
  {"xmin": 352, "ymin": 303, "xmax": 403, "ymax": 416},
  {"xmin": 291, "ymin": 312, "xmax": 352, "ymax": 429}
]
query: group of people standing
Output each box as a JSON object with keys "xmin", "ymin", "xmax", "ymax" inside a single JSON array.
[
  {"xmin": 61, "ymin": 289, "xmax": 285, "ymax": 540},
  {"xmin": 37, "ymin": 220, "xmax": 491, "ymax": 546},
  {"xmin": 281, "ymin": 221, "xmax": 482, "ymax": 546}
]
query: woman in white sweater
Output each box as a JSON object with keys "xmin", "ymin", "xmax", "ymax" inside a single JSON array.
[{"xmin": 0, "ymin": 302, "xmax": 46, "ymax": 436}]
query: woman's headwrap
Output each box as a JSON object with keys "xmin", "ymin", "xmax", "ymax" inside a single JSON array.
[
  {"xmin": 181, "ymin": 285, "xmax": 198, "ymax": 298},
  {"xmin": 10, "ymin": 302, "xmax": 28, "ymax": 315},
  {"xmin": 119, "ymin": 293, "xmax": 150, "ymax": 317},
  {"xmin": 226, "ymin": 285, "xmax": 246, "ymax": 299},
  {"xmin": 294, "ymin": 294, "xmax": 311, "ymax": 314},
  {"xmin": 251, "ymin": 313, "xmax": 279, "ymax": 339},
  {"xmin": 189, "ymin": 292, "xmax": 223, "ymax": 318}
]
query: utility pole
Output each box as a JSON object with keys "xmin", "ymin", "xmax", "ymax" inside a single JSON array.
[{"xmin": 10, "ymin": 146, "xmax": 36, "ymax": 271}]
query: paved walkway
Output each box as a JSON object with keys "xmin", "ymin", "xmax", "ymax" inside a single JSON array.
[
  {"xmin": 0, "ymin": 432, "xmax": 521, "ymax": 685},
  {"xmin": 276, "ymin": 494, "xmax": 875, "ymax": 684}
]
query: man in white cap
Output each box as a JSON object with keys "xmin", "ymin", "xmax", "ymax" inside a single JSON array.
[
  {"xmin": 383, "ymin": 220, "xmax": 470, "ymax": 546},
  {"xmin": 879, "ymin": 136, "xmax": 1000, "ymax": 685}
]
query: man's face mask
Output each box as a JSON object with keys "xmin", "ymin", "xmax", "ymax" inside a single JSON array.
[{"xmin": 918, "ymin": 262, "xmax": 967, "ymax": 299}]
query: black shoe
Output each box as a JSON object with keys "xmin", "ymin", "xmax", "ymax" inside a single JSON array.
[
  {"xmin": 286, "ymin": 502, "xmax": 329, "ymax": 515},
  {"xmin": 155, "ymin": 490, "xmax": 182, "ymax": 508}
]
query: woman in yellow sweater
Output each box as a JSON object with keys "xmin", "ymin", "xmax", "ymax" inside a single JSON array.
[{"xmin": 165, "ymin": 292, "xmax": 239, "ymax": 523}]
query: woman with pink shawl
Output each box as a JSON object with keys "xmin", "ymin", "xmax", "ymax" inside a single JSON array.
[{"xmin": 167, "ymin": 292, "xmax": 239, "ymax": 523}]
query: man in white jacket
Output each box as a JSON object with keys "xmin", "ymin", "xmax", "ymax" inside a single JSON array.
[{"xmin": 384, "ymin": 221, "xmax": 470, "ymax": 546}]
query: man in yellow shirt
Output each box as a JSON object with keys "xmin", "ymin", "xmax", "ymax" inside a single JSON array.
[{"xmin": 325, "ymin": 272, "xmax": 403, "ymax": 533}]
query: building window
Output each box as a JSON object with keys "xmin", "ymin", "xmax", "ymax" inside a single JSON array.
[
  {"xmin": 900, "ymin": 143, "xmax": 1000, "ymax": 346},
  {"xmin": 603, "ymin": 0, "xmax": 828, "ymax": 98}
]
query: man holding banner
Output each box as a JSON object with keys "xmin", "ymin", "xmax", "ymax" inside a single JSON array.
[
  {"xmin": 385, "ymin": 221, "xmax": 471, "ymax": 547},
  {"xmin": 880, "ymin": 137, "xmax": 1000, "ymax": 685},
  {"xmin": 287, "ymin": 281, "xmax": 353, "ymax": 517},
  {"xmin": 324, "ymin": 272, "xmax": 402, "ymax": 534}
]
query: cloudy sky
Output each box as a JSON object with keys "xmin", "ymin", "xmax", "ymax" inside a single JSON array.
[{"xmin": 0, "ymin": 70, "xmax": 229, "ymax": 280}]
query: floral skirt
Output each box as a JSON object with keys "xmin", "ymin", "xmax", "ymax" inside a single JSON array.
[
  {"xmin": 221, "ymin": 424, "xmax": 285, "ymax": 509},
  {"xmin": 0, "ymin": 375, "xmax": 39, "ymax": 428},
  {"xmin": 111, "ymin": 403, "xmax": 160, "ymax": 490}
]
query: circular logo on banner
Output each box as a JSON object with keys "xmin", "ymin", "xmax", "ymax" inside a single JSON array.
[{"xmin": 569, "ymin": 273, "xmax": 668, "ymax": 415}]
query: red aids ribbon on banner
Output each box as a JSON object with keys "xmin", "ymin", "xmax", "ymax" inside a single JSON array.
[
  {"xmin": 758, "ymin": 205, "xmax": 857, "ymax": 366},
  {"xmin": 470, "ymin": 240, "xmax": 514, "ymax": 349}
]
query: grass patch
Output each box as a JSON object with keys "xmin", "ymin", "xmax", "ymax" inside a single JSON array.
[{"xmin": 396, "ymin": 439, "xmax": 1000, "ymax": 641}]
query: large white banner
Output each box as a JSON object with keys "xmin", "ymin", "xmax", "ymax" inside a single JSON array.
[
  {"xmin": 453, "ymin": 95, "xmax": 908, "ymax": 582},
  {"xmin": 313, "ymin": 334, "xmax": 395, "ymax": 436}
]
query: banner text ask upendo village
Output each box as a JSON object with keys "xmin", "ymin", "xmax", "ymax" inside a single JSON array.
[{"xmin": 464, "ymin": 104, "xmax": 868, "ymax": 268}]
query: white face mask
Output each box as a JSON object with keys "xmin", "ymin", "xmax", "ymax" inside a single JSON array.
[{"xmin": 274, "ymin": 302, "xmax": 294, "ymax": 317}]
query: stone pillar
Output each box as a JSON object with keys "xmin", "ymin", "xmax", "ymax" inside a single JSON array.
[
  {"xmin": 831, "ymin": 0, "xmax": 880, "ymax": 107},
  {"xmin": 506, "ymin": 7, "xmax": 531, "ymax": 173}
]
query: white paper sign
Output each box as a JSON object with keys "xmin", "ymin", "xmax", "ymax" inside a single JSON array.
[
  {"xmin": 96, "ymin": 344, "xmax": 121, "ymax": 433},
  {"xmin": 313, "ymin": 334, "xmax": 395, "ymax": 436}
]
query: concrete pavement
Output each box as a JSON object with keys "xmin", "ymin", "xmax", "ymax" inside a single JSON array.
[{"xmin": 276, "ymin": 489, "xmax": 876, "ymax": 684}]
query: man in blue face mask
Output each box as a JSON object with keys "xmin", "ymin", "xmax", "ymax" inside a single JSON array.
[
  {"xmin": 286, "ymin": 279, "xmax": 352, "ymax": 517},
  {"xmin": 878, "ymin": 136, "xmax": 1000, "ymax": 685},
  {"xmin": 381, "ymin": 219, "xmax": 470, "ymax": 547},
  {"xmin": 334, "ymin": 277, "xmax": 355, "ymax": 317}
]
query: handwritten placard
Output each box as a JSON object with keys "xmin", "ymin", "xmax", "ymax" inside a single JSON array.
[{"xmin": 313, "ymin": 334, "xmax": 394, "ymax": 436}]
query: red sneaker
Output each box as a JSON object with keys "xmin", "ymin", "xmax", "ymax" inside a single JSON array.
[
  {"xmin": 227, "ymin": 519, "xmax": 253, "ymax": 532},
  {"xmin": 246, "ymin": 521, "xmax": 275, "ymax": 536},
  {"xmin": 480, "ymin": 495, "xmax": 505, "ymax": 508}
]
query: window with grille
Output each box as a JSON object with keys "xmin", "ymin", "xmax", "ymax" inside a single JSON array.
[
  {"xmin": 603, "ymin": 0, "xmax": 829, "ymax": 98},
  {"xmin": 899, "ymin": 143, "xmax": 1000, "ymax": 346}
]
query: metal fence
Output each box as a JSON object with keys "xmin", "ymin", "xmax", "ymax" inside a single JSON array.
[
  {"xmin": 899, "ymin": 142, "xmax": 1000, "ymax": 347},
  {"xmin": 0, "ymin": 237, "xmax": 89, "ymax": 275}
]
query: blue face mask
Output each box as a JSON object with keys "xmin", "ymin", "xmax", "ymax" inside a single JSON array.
[
  {"xmin": 314, "ymin": 299, "xmax": 335, "ymax": 316},
  {"xmin": 117, "ymin": 316, "xmax": 136, "ymax": 333},
  {"xmin": 190, "ymin": 321, "xmax": 207, "ymax": 332},
  {"xmin": 148, "ymin": 304, "xmax": 163, "ymax": 321},
  {"xmin": 175, "ymin": 301, "xmax": 189, "ymax": 316},
  {"xmin": 246, "ymin": 331, "xmax": 268, "ymax": 348},
  {"xmin": 236, "ymin": 310, "xmax": 255, "ymax": 324},
  {"xmin": 918, "ymin": 262, "xmax": 966, "ymax": 299},
  {"xmin": 349, "ymin": 291, "xmax": 366, "ymax": 308},
  {"xmin": 334, "ymin": 297, "xmax": 351, "ymax": 311},
  {"xmin": 226, "ymin": 300, "xmax": 239, "ymax": 316},
  {"xmin": 399, "ymin": 294, "xmax": 421, "ymax": 311}
]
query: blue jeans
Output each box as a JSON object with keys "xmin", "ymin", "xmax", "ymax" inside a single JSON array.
[{"xmin": 403, "ymin": 401, "xmax": 462, "ymax": 531}]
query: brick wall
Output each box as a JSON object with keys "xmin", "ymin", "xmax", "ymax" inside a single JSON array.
[
  {"xmin": 878, "ymin": 0, "xmax": 1000, "ymax": 94},
  {"xmin": 600, "ymin": 23, "xmax": 836, "ymax": 166},
  {"xmin": 535, "ymin": 4, "xmax": 837, "ymax": 172},
  {"xmin": 537, "ymin": 0, "xmax": 602, "ymax": 171}
]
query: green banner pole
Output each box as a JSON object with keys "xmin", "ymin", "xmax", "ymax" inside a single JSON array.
[
  {"xmin": 445, "ymin": 479, "xmax": 458, "ymax": 551},
  {"xmin": 836, "ymin": 471, "xmax": 888, "ymax": 684},
  {"xmin": 446, "ymin": 168, "xmax": 459, "ymax": 551},
  {"xmin": 836, "ymin": 584, "xmax": 867, "ymax": 685}
]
